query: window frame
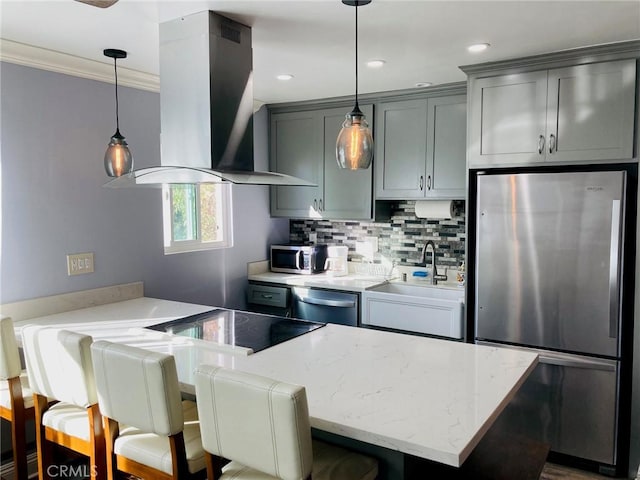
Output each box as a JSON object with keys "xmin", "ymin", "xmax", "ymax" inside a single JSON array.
[{"xmin": 162, "ymin": 182, "xmax": 233, "ymax": 255}]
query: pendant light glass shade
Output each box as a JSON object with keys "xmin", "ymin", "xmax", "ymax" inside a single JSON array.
[
  {"xmin": 104, "ymin": 130, "xmax": 133, "ymax": 177},
  {"xmin": 336, "ymin": 0, "xmax": 373, "ymax": 170},
  {"xmin": 336, "ymin": 106, "xmax": 373, "ymax": 170},
  {"xmin": 103, "ymin": 49, "xmax": 133, "ymax": 177}
]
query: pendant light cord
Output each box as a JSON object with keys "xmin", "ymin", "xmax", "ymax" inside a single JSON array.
[
  {"xmin": 354, "ymin": 0, "xmax": 359, "ymax": 110},
  {"xmin": 113, "ymin": 57, "xmax": 120, "ymax": 134}
]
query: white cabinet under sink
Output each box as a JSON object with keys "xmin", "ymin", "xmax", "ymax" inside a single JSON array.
[{"xmin": 361, "ymin": 283, "xmax": 464, "ymax": 339}]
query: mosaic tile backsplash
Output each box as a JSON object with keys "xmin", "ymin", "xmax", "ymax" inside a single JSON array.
[{"xmin": 290, "ymin": 200, "xmax": 466, "ymax": 269}]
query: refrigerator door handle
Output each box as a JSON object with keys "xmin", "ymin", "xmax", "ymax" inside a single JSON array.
[
  {"xmin": 608, "ymin": 200, "xmax": 621, "ymax": 339},
  {"xmin": 537, "ymin": 353, "xmax": 617, "ymax": 372},
  {"xmin": 476, "ymin": 340, "xmax": 617, "ymax": 372}
]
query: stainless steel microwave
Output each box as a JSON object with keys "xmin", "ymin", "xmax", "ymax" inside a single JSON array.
[{"xmin": 270, "ymin": 244, "xmax": 328, "ymax": 275}]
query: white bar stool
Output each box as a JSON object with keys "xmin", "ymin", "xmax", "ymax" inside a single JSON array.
[
  {"xmin": 194, "ymin": 365, "xmax": 379, "ymax": 480},
  {"xmin": 21, "ymin": 325, "xmax": 106, "ymax": 480},
  {"xmin": 91, "ymin": 340, "xmax": 207, "ymax": 480},
  {"xmin": 0, "ymin": 316, "xmax": 35, "ymax": 480}
]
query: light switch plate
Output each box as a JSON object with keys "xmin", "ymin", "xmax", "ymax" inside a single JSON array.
[{"xmin": 67, "ymin": 252, "xmax": 94, "ymax": 276}]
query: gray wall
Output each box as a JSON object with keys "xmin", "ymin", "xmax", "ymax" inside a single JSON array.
[{"xmin": 0, "ymin": 61, "xmax": 288, "ymax": 309}]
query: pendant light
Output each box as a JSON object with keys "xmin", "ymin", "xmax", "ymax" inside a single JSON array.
[
  {"xmin": 103, "ymin": 48, "xmax": 133, "ymax": 177},
  {"xmin": 336, "ymin": 0, "xmax": 374, "ymax": 170}
]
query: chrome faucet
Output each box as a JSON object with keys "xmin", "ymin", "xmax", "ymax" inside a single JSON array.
[{"xmin": 420, "ymin": 241, "xmax": 448, "ymax": 285}]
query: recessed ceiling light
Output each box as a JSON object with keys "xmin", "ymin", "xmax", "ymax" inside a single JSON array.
[
  {"xmin": 367, "ymin": 59, "xmax": 386, "ymax": 68},
  {"xmin": 468, "ymin": 43, "xmax": 490, "ymax": 53},
  {"xmin": 415, "ymin": 82, "xmax": 432, "ymax": 88},
  {"xmin": 276, "ymin": 74, "xmax": 294, "ymax": 81}
]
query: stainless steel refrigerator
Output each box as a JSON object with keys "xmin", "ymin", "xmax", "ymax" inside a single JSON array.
[{"xmin": 472, "ymin": 169, "xmax": 634, "ymax": 474}]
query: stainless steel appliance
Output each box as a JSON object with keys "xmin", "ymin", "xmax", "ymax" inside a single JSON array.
[
  {"xmin": 106, "ymin": 11, "xmax": 313, "ymax": 187},
  {"xmin": 472, "ymin": 168, "xmax": 634, "ymax": 475},
  {"xmin": 146, "ymin": 309, "xmax": 324, "ymax": 353},
  {"xmin": 292, "ymin": 287, "xmax": 358, "ymax": 326},
  {"xmin": 270, "ymin": 244, "xmax": 328, "ymax": 275}
]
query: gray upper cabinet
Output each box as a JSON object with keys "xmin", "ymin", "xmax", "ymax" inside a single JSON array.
[
  {"xmin": 269, "ymin": 110, "xmax": 322, "ymax": 218},
  {"xmin": 321, "ymin": 107, "xmax": 373, "ymax": 219},
  {"xmin": 468, "ymin": 59, "xmax": 636, "ymax": 167},
  {"xmin": 270, "ymin": 105, "xmax": 373, "ymax": 219},
  {"xmin": 375, "ymin": 99, "xmax": 428, "ymax": 199},
  {"xmin": 427, "ymin": 95, "xmax": 468, "ymax": 198},
  {"xmin": 376, "ymin": 95, "xmax": 467, "ymax": 199}
]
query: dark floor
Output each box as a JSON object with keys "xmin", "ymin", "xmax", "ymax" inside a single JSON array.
[{"xmin": 541, "ymin": 463, "xmax": 631, "ymax": 480}]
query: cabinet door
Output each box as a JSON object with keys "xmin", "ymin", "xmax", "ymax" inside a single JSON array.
[
  {"xmin": 546, "ymin": 59, "xmax": 636, "ymax": 163},
  {"xmin": 375, "ymin": 99, "xmax": 428, "ymax": 199},
  {"xmin": 270, "ymin": 111, "xmax": 322, "ymax": 218},
  {"xmin": 322, "ymin": 105, "xmax": 374, "ymax": 219},
  {"xmin": 426, "ymin": 95, "xmax": 467, "ymax": 199},
  {"xmin": 468, "ymin": 71, "xmax": 548, "ymax": 167}
]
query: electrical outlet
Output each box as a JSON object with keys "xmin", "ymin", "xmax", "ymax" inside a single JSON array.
[
  {"xmin": 67, "ymin": 252, "xmax": 95, "ymax": 276},
  {"xmin": 308, "ymin": 232, "xmax": 317, "ymax": 244}
]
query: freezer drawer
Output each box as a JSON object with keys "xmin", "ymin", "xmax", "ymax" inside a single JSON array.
[{"xmin": 479, "ymin": 342, "xmax": 619, "ymax": 466}]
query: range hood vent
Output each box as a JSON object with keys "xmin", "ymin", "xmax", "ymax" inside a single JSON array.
[{"xmin": 106, "ymin": 11, "xmax": 314, "ymax": 187}]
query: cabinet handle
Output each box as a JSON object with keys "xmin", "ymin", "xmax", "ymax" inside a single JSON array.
[
  {"xmin": 313, "ymin": 199, "xmax": 318, "ymax": 210},
  {"xmin": 538, "ymin": 135, "xmax": 545, "ymax": 154},
  {"xmin": 549, "ymin": 134, "xmax": 556, "ymax": 154},
  {"xmin": 261, "ymin": 294, "xmax": 273, "ymax": 299},
  {"xmin": 319, "ymin": 199, "xmax": 323, "ymax": 212},
  {"xmin": 419, "ymin": 176, "xmax": 424, "ymax": 191},
  {"xmin": 427, "ymin": 175, "xmax": 432, "ymax": 190}
]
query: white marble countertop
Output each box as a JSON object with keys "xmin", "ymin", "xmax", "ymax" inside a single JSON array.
[
  {"xmin": 248, "ymin": 270, "xmax": 390, "ymax": 292},
  {"xmin": 14, "ymin": 297, "xmax": 537, "ymax": 468},
  {"xmin": 247, "ymin": 260, "xmax": 465, "ymax": 293}
]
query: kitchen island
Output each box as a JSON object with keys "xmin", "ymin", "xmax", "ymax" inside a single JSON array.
[{"xmin": 11, "ymin": 295, "xmax": 538, "ymax": 478}]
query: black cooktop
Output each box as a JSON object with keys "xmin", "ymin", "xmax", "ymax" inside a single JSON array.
[{"xmin": 146, "ymin": 309, "xmax": 325, "ymax": 353}]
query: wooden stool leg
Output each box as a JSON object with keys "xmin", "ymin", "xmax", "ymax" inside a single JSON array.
[
  {"xmin": 34, "ymin": 394, "xmax": 53, "ymax": 480},
  {"xmin": 103, "ymin": 417, "xmax": 119, "ymax": 480},
  {"xmin": 88, "ymin": 404, "xmax": 106, "ymax": 480},
  {"xmin": 8, "ymin": 377, "xmax": 29, "ymax": 480}
]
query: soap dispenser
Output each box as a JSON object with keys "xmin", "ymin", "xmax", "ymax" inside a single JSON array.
[{"xmin": 456, "ymin": 261, "xmax": 466, "ymax": 286}]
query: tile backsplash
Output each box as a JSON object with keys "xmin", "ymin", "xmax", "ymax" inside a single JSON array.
[{"xmin": 290, "ymin": 200, "xmax": 465, "ymax": 269}]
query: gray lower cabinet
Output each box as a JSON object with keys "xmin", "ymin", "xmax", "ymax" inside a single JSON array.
[
  {"xmin": 375, "ymin": 95, "xmax": 466, "ymax": 200},
  {"xmin": 468, "ymin": 59, "xmax": 636, "ymax": 167},
  {"xmin": 270, "ymin": 105, "xmax": 374, "ymax": 220},
  {"xmin": 247, "ymin": 282, "xmax": 291, "ymax": 317}
]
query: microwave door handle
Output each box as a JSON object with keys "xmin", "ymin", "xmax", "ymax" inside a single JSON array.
[
  {"xmin": 296, "ymin": 251, "xmax": 303, "ymax": 270},
  {"xmin": 609, "ymin": 199, "xmax": 621, "ymax": 339}
]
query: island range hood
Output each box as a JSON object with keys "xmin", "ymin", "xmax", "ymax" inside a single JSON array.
[{"xmin": 106, "ymin": 11, "xmax": 314, "ymax": 187}]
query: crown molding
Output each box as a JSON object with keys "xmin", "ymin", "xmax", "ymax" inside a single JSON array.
[
  {"xmin": 459, "ymin": 40, "xmax": 640, "ymax": 78},
  {"xmin": 0, "ymin": 39, "xmax": 159, "ymax": 92}
]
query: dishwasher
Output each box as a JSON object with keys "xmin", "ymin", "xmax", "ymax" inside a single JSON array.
[{"xmin": 291, "ymin": 287, "xmax": 359, "ymax": 326}]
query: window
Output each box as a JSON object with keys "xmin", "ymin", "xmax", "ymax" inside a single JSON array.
[{"xmin": 162, "ymin": 183, "xmax": 233, "ymax": 254}]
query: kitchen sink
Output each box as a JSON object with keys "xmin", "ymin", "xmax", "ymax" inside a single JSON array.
[
  {"xmin": 370, "ymin": 282, "xmax": 464, "ymax": 300},
  {"xmin": 362, "ymin": 282, "xmax": 464, "ymax": 339}
]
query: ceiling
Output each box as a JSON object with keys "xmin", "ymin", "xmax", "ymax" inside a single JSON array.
[{"xmin": 1, "ymin": 1, "xmax": 639, "ymax": 105}]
